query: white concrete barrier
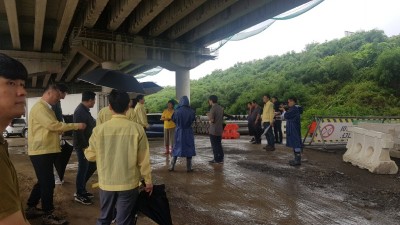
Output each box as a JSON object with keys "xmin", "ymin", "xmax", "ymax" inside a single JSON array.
[
  {"xmin": 343, "ymin": 125, "xmax": 398, "ymax": 174},
  {"xmin": 357, "ymin": 123, "xmax": 400, "ymax": 158}
]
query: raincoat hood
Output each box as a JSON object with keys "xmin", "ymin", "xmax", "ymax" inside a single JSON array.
[{"xmin": 178, "ymin": 96, "xmax": 190, "ymax": 107}]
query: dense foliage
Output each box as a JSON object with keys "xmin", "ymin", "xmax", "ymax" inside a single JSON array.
[{"xmin": 145, "ymin": 30, "xmax": 400, "ymax": 126}]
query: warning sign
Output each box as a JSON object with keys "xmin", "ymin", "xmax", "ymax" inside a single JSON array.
[
  {"xmin": 320, "ymin": 124, "xmax": 335, "ymax": 138},
  {"xmin": 314, "ymin": 122, "xmax": 353, "ymax": 143}
]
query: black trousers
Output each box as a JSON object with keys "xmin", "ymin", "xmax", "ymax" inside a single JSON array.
[
  {"xmin": 253, "ymin": 122, "xmax": 262, "ymax": 143},
  {"xmin": 27, "ymin": 153, "xmax": 58, "ymax": 213},
  {"xmin": 54, "ymin": 142, "xmax": 73, "ymax": 181},
  {"xmin": 210, "ymin": 134, "xmax": 224, "ymax": 162},
  {"xmin": 273, "ymin": 120, "xmax": 283, "ymax": 143},
  {"xmin": 249, "ymin": 123, "xmax": 262, "ymax": 142},
  {"xmin": 263, "ymin": 122, "xmax": 275, "ymax": 147}
]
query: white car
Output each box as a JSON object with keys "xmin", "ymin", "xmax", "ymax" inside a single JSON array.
[{"xmin": 3, "ymin": 118, "xmax": 27, "ymax": 138}]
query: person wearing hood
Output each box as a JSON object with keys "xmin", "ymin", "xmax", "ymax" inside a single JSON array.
[
  {"xmin": 169, "ymin": 96, "xmax": 196, "ymax": 172},
  {"xmin": 281, "ymin": 97, "xmax": 303, "ymax": 166}
]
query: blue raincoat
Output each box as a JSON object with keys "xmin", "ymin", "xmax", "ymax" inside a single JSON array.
[
  {"xmin": 284, "ymin": 105, "xmax": 303, "ymax": 148},
  {"xmin": 172, "ymin": 96, "xmax": 196, "ymax": 157}
]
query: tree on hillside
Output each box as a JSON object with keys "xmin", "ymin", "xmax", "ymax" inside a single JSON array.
[
  {"xmin": 375, "ymin": 47, "xmax": 400, "ymax": 92},
  {"xmin": 325, "ymin": 53, "xmax": 356, "ymax": 81}
]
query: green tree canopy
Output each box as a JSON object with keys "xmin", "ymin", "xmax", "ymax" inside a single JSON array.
[{"xmin": 145, "ymin": 29, "xmax": 400, "ymax": 127}]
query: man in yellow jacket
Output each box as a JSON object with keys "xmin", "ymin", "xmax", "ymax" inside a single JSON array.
[
  {"xmin": 134, "ymin": 95, "xmax": 149, "ymax": 129},
  {"xmin": 26, "ymin": 84, "xmax": 86, "ymax": 225},
  {"xmin": 85, "ymin": 90, "xmax": 153, "ymax": 225},
  {"xmin": 261, "ymin": 94, "xmax": 275, "ymax": 151},
  {"xmin": 97, "ymin": 100, "xmax": 136, "ymax": 126}
]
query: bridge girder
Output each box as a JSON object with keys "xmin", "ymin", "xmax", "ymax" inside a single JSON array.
[
  {"xmin": 0, "ymin": 0, "xmax": 313, "ymax": 92},
  {"xmin": 128, "ymin": 0, "xmax": 173, "ymax": 34}
]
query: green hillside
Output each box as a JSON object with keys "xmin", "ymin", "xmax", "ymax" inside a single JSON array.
[{"xmin": 146, "ymin": 30, "xmax": 400, "ymax": 126}]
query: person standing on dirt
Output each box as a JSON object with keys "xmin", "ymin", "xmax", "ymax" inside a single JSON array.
[
  {"xmin": 73, "ymin": 91, "xmax": 97, "ymax": 205},
  {"xmin": 208, "ymin": 95, "xmax": 225, "ymax": 164},
  {"xmin": 247, "ymin": 102, "xmax": 255, "ymax": 143},
  {"xmin": 134, "ymin": 94, "xmax": 149, "ymax": 129},
  {"xmin": 161, "ymin": 100, "xmax": 176, "ymax": 154},
  {"xmin": 26, "ymin": 84, "xmax": 86, "ymax": 225},
  {"xmin": 52, "ymin": 83, "xmax": 73, "ymax": 185},
  {"xmin": 250, "ymin": 100, "xmax": 262, "ymax": 144},
  {"xmin": 0, "ymin": 53, "xmax": 31, "ymax": 225},
  {"xmin": 281, "ymin": 97, "xmax": 303, "ymax": 166},
  {"xmin": 271, "ymin": 96, "xmax": 283, "ymax": 144},
  {"xmin": 85, "ymin": 90, "xmax": 153, "ymax": 225},
  {"xmin": 262, "ymin": 94, "xmax": 275, "ymax": 151},
  {"xmin": 169, "ymin": 96, "xmax": 196, "ymax": 172}
]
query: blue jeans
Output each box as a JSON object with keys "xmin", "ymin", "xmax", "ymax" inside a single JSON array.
[
  {"xmin": 263, "ymin": 122, "xmax": 275, "ymax": 147},
  {"xmin": 97, "ymin": 188, "xmax": 139, "ymax": 225},
  {"xmin": 210, "ymin": 134, "xmax": 224, "ymax": 162},
  {"xmin": 75, "ymin": 148, "xmax": 97, "ymax": 195}
]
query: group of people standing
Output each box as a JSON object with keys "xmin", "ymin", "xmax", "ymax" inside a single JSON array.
[
  {"xmin": 0, "ymin": 51, "xmax": 225, "ymax": 225},
  {"xmin": 247, "ymin": 94, "xmax": 303, "ymax": 166},
  {"xmin": 1, "ymin": 53, "xmax": 155, "ymax": 225},
  {"xmin": 0, "ymin": 52, "xmax": 302, "ymax": 225},
  {"xmin": 27, "ymin": 86, "xmax": 153, "ymax": 225}
]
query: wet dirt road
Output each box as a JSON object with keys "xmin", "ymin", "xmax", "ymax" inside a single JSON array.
[{"xmin": 7, "ymin": 136, "xmax": 400, "ymax": 225}]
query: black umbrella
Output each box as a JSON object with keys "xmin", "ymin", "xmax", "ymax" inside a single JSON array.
[
  {"xmin": 141, "ymin": 81, "xmax": 163, "ymax": 95},
  {"xmin": 78, "ymin": 68, "xmax": 145, "ymax": 93},
  {"xmin": 133, "ymin": 184, "xmax": 173, "ymax": 225}
]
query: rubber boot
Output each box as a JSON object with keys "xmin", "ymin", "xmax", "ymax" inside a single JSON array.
[
  {"xmin": 168, "ymin": 157, "xmax": 177, "ymax": 171},
  {"xmin": 289, "ymin": 153, "xmax": 301, "ymax": 166},
  {"xmin": 165, "ymin": 145, "xmax": 169, "ymax": 154},
  {"xmin": 186, "ymin": 157, "xmax": 193, "ymax": 173}
]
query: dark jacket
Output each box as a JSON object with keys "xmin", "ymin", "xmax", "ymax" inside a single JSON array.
[
  {"xmin": 172, "ymin": 96, "xmax": 196, "ymax": 157},
  {"xmin": 73, "ymin": 103, "xmax": 96, "ymax": 149},
  {"xmin": 52, "ymin": 101, "xmax": 63, "ymax": 122},
  {"xmin": 284, "ymin": 105, "xmax": 303, "ymax": 148},
  {"xmin": 273, "ymin": 101, "xmax": 282, "ymax": 120}
]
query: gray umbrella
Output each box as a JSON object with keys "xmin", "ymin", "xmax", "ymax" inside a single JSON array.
[
  {"xmin": 141, "ymin": 82, "xmax": 163, "ymax": 95},
  {"xmin": 78, "ymin": 68, "xmax": 145, "ymax": 93}
]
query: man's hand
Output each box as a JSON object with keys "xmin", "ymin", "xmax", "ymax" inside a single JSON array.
[
  {"xmin": 144, "ymin": 183, "xmax": 153, "ymax": 195},
  {"xmin": 77, "ymin": 123, "xmax": 86, "ymax": 130}
]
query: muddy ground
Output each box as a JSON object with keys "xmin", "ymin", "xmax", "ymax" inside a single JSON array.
[{"xmin": 7, "ymin": 136, "xmax": 400, "ymax": 225}]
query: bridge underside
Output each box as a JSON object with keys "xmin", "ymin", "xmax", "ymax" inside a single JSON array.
[{"xmin": 0, "ymin": 0, "xmax": 310, "ymax": 92}]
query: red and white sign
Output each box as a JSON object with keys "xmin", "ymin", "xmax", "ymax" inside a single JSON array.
[{"xmin": 314, "ymin": 122, "xmax": 353, "ymax": 142}]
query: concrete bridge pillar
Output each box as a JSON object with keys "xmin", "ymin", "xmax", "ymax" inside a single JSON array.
[
  {"xmin": 101, "ymin": 61, "xmax": 117, "ymax": 93},
  {"xmin": 176, "ymin": 69, "xmax": 190, "ymax": 101}
]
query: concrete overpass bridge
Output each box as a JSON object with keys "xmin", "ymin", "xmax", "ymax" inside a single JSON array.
[{"xmin": 0, "ymin": 0, "xmax": 310, "ymax": 98}]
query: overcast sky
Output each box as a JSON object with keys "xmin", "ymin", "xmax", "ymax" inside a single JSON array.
[{"xmin": 139, "ymin": 0, "xmax": 400, "ymax": 87}]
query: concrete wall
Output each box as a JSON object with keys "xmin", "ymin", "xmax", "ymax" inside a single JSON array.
[{"xmin": 26, "ymin": 93, "xmax": 104, "ymax": 121}]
